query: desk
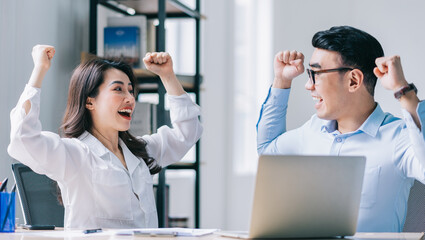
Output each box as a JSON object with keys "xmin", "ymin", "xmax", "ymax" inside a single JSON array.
[
  {"xmin": 0, "ymin": 229, "xmax": 220, "ymax": 240},
  {"xmin": 0, "ymin": 230, "xmax": 423, "ymax": 240}
]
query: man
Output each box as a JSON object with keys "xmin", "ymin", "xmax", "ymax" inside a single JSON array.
[{"xmin": 256, "ymin": 26, "xmax": 425, "ymax": 232}]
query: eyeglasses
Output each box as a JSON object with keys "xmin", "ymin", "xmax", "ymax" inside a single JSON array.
[{"xmin": 306, "ymin": 67, "xmax": 353, "ymax": 84}]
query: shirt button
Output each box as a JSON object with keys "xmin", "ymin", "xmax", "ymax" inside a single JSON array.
[{"xmin": 336, "ymin": 138, "xmax": 342, "ymax": 143}]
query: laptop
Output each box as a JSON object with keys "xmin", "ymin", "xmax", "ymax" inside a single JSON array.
[{"xmin": 218, "ymin": 155, "xmax": 366, "ymax": 239}]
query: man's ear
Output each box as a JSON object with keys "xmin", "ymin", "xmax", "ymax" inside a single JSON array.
[
  {"xmin": 86, "ymin": 97, "xmax": 95, "ymax": 110},
  {"xmin": 348, "ymin": 69, "xmax": 364, "ymax": 93}
]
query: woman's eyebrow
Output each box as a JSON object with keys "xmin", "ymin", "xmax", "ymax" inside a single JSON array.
[{"xmin": 108, "ymin": 80, "xmax": 124, "ymax": 86}]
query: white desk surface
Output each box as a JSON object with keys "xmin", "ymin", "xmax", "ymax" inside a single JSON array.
[
  {"xmin": 0, "ymin": 228, "xmax": 217, "ymax": 240},
  {"xmin": 0, "ymin": 229, "xmax": 423, "ymax": 240}
]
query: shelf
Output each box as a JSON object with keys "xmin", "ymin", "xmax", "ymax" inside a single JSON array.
[
  {"xmin": 134, "ymin": 69, "xmax": 201, "ymax": 93},
  {"xmin": 81, "ymin": 53, "xmax": 201, "ymax": 93},
  {"xmin": 168, "ymin": 162, "xmax": 197, "ymax": 170},
  {"xmin": 98, "ymin": 0, "xmax": 202, "ymax": 19},
  {"xmin": 89, "ymin": 0, "xmax": 202, "ymax": 228}
]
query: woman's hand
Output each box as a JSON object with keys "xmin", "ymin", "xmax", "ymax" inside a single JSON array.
[
  {"xmin": 27, "ymin": 45, "xmax": 55, "ymax": 89},
  {"xmin": 143, "ymin": 52, "xmax": 174, "ymax": 78},
  {"xmin": 143, "ymin": 52, "xmax": 185, "ymax": 96},
  {"xmin": 32, "ymin": 45, "xmax": 55, "ymax": 71},
  {"xmin": 23, "ymin": 45, "xmax": 56, "ymax": 114}
]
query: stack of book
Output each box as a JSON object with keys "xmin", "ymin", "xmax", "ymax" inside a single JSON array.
[{"xmin": 104, "ymin": 16, "xmax": 152, "ymax": 69}]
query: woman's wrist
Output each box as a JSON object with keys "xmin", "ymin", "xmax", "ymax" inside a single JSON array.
[
  {"xmin": 160, "ymin": 75, "xmax": 185, "ymax": 96},
  {"xmin": 159, "ymin": 72, "xmax": 177, "ymax": 82},
  {"xmin": 28, "ymin": 66, "xmax": 48, "ymax": 88}
]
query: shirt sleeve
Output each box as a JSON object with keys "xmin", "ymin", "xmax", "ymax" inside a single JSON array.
[
  {"xmin": 7, "ymin": 85, "xmax": 87, "ymax": 183},
  {"xmin": 256, "ymin": 87, "xmax": 303, "ymax": 155},
  {"xmin": 398, "ymin": 101, "xmax": 425, "ymax": 182},
  {"xmin": 142, "ymin": 93, "xmax": 203, "ymax": 167}
]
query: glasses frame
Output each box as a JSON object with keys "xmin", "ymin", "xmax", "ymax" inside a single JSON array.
[{"xmin": 306, "ymin": 67, "xmax": 354, "ymax": 84}]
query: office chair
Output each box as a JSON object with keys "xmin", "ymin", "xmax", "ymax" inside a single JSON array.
[
  {"xmin": 11, "ymin": 163, "xmax": 64, "ymax": 227},
  {"xmin": 403, "ymin": 180, "xmax": 425, "ymax": 232}
]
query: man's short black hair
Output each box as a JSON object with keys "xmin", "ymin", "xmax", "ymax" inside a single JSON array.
[{"xmin": 312, "ymin": 26, "xmax": 384, "ymax": 96}]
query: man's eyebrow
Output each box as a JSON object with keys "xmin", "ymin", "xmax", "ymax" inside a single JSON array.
[{"xmin": 309, "ymin": 63, "xmax": 321, "ymax": 68}]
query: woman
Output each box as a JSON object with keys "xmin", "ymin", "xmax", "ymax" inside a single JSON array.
[{"xmin": 8, "ymin": 45, "xmax": 202, "ymax": 229}]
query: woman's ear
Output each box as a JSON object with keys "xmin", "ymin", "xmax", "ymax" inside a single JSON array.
[
  {"xmin": 86, "ymin": 97, "xmax": 94, "ymax": 110},
  {"xmin": 348, "ymin": 69, "xmax": 364, "ymax": 93}
]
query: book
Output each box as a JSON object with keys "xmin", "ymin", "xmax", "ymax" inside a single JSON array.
[
  {"xmin": 130, "ymin": 102, "xmax": 156, "ymax": 136},
  {"xmin": 130, "ymin": 101, "xmax": 172, "ymax": 137},
  {"xmin": 146, "ymin": 19, "xmax": 156, "ymax": 53},
  {"xmin": 107, "ymin": 16, "xmax": 148, "ymax": 68},
  {"xmin": 104, "ymin": 26, "xmax": 140, "ymax": 68}
]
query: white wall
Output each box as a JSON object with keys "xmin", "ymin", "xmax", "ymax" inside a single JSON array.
[
  {"xmin": 200, "ymin": 0, "xmax": 234, "ymax": 230},
  {"xmin": 0, "ymin": 0, "xmax": 89, "ymax": 224},
  {"xmin": 200, "ymin": 0, "xmax": 425, "ymax": 231}
]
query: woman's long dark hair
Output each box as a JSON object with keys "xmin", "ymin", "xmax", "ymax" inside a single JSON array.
[{"xmin": 60, "ymin": 58, "xmax": 162, "ymax": 174}]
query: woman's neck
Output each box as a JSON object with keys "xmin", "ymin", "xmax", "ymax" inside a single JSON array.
[{"xmin": 90, "ymin": 127, "xmax": 120, "ymax": 153}]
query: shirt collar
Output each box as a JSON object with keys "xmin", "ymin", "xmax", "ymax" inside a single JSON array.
[
  {"xmin": 79, "ymin": 131, "xmax": 141, "ymax": 174},
  {"xmin": 321, "ymin": 120, "xmax": 338, "ymax": 133},
  {"xmin": 320, "ymin": 103, "xmax": 386, "ymax": 137},
  {"xmin": 357, "ymin": 103, "xmax": 386, "ymax": 137},
  {"xmin": 119, "ymin": 138, "xmax": 141, "ymax": 175},
  {"xmin": 78, "ymin": 131, "xmax": 110, "ymax": 157}
]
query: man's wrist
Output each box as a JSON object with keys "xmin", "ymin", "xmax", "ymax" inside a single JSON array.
[
  {"xmin": 394, "ymin": 83, "xmax": 417, "ymax": 100},
  {"xmin": 272, "ymin": 77, "xmax": 292, "ymax": 89}
]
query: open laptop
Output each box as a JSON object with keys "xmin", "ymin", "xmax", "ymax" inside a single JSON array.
[{"xmin": 218, "ymin": 155, "xmax": 366, "ymax": 239}]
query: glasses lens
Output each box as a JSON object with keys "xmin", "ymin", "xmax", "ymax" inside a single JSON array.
[{"xmin": 307, "ymin": 69, "xmax": 315, "ymax": 84}]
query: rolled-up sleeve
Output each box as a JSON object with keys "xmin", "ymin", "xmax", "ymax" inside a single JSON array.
[
  {"xmin": 8, "ymin": 85, "xmax": 86, "ymax": 183},
  {"xmin": 142, "ymin": 93, "xmax": 203, "ymax": 167}
]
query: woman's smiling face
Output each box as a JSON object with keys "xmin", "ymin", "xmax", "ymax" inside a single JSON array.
[{"xmin": 87, "ymin": 68, "xmax": 136, "ymax": 133}]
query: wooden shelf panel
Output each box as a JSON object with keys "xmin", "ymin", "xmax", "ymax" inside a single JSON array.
[
  {"xmin": 134, "ymin": 68, "xmax": 200, "ymax": 92},
  {"xmin": 133, "ymin": 68, "xmax": 157, "ymax": 77}
]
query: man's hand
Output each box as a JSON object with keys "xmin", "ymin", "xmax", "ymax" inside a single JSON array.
[
  {"xmin": 374, "ymin": 55, "xmax": 408, "ymax": 91},
  {"xmin": 32, "ymin": 45, "xmax": 55, "ymax": 71},
  {"xmin": 273, "ymin": 50, "xmax": 305, "ymax": 89},
  {"xmin": 375, "ymin": 55, "xmax": 420, "ymax": 129},
  {"xmin": 143, "ymin": 52, "xmax": 174, "ymax": 78}
]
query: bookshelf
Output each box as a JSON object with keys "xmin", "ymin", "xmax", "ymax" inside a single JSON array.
[{"xmin": 88, "ymin": 0, "xmax": 202, "ymax": 228}]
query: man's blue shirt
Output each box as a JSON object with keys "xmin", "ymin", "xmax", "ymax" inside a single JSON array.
[{"xmin": 257, "ymin": 87, "xmax": 425, "ymax": 232}]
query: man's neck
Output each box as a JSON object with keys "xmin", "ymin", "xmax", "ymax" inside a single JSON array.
[{"xmin": 337, "ymin": 101, "xmax": 377, "ymax": 134}]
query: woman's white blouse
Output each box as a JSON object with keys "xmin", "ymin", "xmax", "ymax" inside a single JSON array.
[{"xmin": 8, "ymin": 84, "xmax": 202, "ymax": 229}]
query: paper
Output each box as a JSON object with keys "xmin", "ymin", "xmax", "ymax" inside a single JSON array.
[
  {"xmin": 352, "ymin": 232, "xmax": 424, "ymax": 240},
  {"xmin": 17, "ymin": 229, "xmax": 110, "ymax": 238},
  {"xmin": 115, "ymin": 228, "xmax": 218, "ymax": 237}
]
